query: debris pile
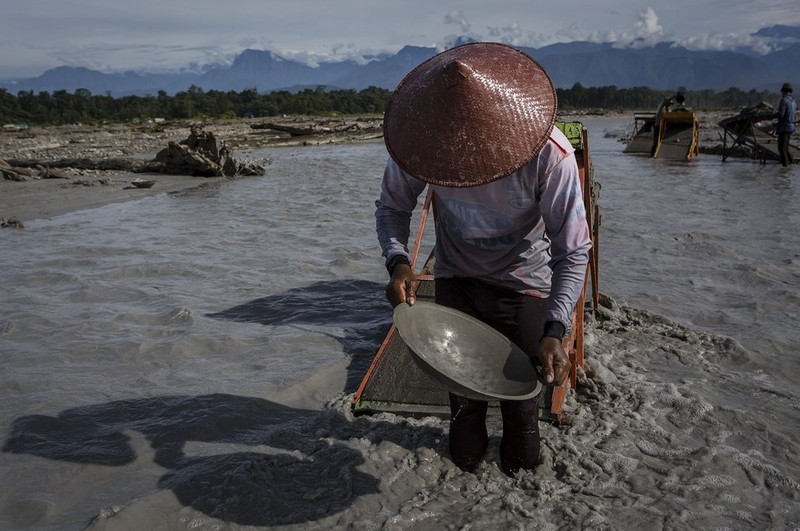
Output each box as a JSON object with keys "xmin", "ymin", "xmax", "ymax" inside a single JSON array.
[
  {"xmin": 2, "ymin": 127, "xmax": 266, "ymax": 180},
  {"xmin": 146, "ymin": 127, "xmax": 265, "ymax": 177}
]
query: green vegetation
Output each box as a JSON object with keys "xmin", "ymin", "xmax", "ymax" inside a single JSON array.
[
  {"xmin": 0, "ymin": 85, "xmax": 390, "ymax": 126},
  {"xmin": 0, "ymin": 83, "xmax": 781, "ymax": 126},
  {"xmin": 557, "ymin": 83, "xmax": 777, "ymax": 113}
]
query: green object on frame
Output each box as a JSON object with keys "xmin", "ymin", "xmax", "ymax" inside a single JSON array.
[{"xmin": 555, "ymin": 121, "xmax": 584, "ymax": 150}]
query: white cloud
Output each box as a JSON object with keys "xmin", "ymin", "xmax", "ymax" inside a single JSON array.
[
  {"xmin": 587, "ymin": 30, "xmax": 621, "ymax": 44},
  {"xmin": 582, "ymin": 5, "xmax": 784, "ymax": 55},
  {"xmin": 485, "ymin": 23, "xmax": 524, "ymax": 44},
  {"xmin": 554, "ymin": 23, "xmax": 585, "ymax": 42},
  {"xmin": 634, "ymin": 7, "xmax": 663, "ymax": 38},
  {"xmin": 279, "ymin": 43, "xmax": 386, "ymax": 68},
  {"xmin": 677, "ymin": 33, "xmax": 775, "ymax": 54},
  {"xmin": 605, "ymin": 7, "xmax": 672, "ymax": 48},
  {"xmin": 444, "ymin": 11, "xmax": 471, "ymax": 33}
]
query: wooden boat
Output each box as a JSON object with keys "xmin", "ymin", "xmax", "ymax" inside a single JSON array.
[
  {"xmin": 624, "ymin": 110, "xmax": 700, "ymax": 160},
  {"xmin": 352, "ymin": 122, "xmax": 601, "ymax": 424}
]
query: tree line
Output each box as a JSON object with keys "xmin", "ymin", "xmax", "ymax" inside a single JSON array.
[{"xmin": 0, "ymin": 83, "xmax": 782, "ymax": 126}]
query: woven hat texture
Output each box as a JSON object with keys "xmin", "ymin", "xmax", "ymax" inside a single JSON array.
[{"xmin": 384, "ymin": 42, "xmax": 557, "ymax": 187}]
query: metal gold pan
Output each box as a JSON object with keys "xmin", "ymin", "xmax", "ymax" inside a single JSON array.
[{"xmin": 393, "ymin": 301, "xmax": 543, "ymax": 401}]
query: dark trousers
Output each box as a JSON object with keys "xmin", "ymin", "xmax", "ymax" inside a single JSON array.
[
  {"xmin": 777, "ymin": 132, "xmax": 793, "ymax": 166},
  {"xmin": 435, "ymin": 277, "xmax": 547, "ymax": 475}
]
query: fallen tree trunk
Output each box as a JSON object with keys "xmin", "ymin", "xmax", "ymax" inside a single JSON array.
[
  {"xmin": 4, "ymin": 157, "xmax": 146, "ymax": 171},
  {"xmin": 252, "ymin": 122, "xmax": 332, "ymax": 136}
]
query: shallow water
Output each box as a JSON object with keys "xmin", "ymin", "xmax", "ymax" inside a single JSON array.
[{"xmin": 1, "ymin": 118, "xmax": 799, "ymax": 530}]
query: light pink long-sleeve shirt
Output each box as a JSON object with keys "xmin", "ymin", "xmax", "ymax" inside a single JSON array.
[{"xmin": 375, "ymin": 126, "xmax": 592, "ymax": 329}]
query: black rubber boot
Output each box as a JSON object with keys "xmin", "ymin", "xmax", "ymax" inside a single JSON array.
[
  {"xmin": 499, "ymin": 397, "xmax": 541, "ymax": 476},
  {"xmin": 448, "ymin": 393, "xmax": 488, "ymax": 472}
]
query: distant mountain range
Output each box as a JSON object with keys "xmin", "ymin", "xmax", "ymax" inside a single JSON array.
[{"xmin": 2, "ymin": 27, "xmax": 798, "ymax": 97}]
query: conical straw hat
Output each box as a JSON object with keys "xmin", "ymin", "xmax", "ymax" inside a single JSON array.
[{"xmin": 384, "ymin": 42, "xmax": 557, "ymax": 187}]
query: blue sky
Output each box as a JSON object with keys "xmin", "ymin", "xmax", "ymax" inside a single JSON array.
[{"xmin": 1, "ymin": 0, "xmax": 798, "ymax": 78}]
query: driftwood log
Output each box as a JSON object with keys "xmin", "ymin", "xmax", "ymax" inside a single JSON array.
[
  {"xmin": 251, "ymin": 117, "xmax": 382, "ymax": 137},
  {"xmin": 252, "ymin": 123, "xmax": 332, "ymax": 136}
]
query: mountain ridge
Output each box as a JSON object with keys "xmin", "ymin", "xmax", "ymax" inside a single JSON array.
[{"xmin": 2, "ymin": 31, "xmax": 797, "ymax": 97}]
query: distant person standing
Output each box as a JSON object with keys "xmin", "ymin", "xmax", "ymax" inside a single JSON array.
[
  {"xmin": 774, "ymin": 82, "xmax": 796, "ymax": 167},
  {"xmin": 672, "ymin": 92, "xmax": 688, "ymax": 112}
]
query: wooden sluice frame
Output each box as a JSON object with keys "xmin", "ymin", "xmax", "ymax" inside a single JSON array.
[
  {"xmin": 623, "ymin": 112, "xmax": 656, "ymax": 154},
  {"xmin": 652, "ymin": 111, "xmax": 700, "ymax": 160},
  {"xmin": 624, "ymin": 111, "xmax": 700, "ymax": 160},
  {"xmin": 719, "ymin": 112, "xmax": 800, "ymax": 163},
  {"xmin": 352, "ymin": 124, "xmax": 600, "ymax": 424}
]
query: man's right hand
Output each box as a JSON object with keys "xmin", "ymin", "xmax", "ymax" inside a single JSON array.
[
  {"xmin": 536, "ymin": 336, "xmax": 571, "ymax": 386},
  {"xmin": 386, "ymin": 263, "xmax": 416, "ymax": 307}
]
